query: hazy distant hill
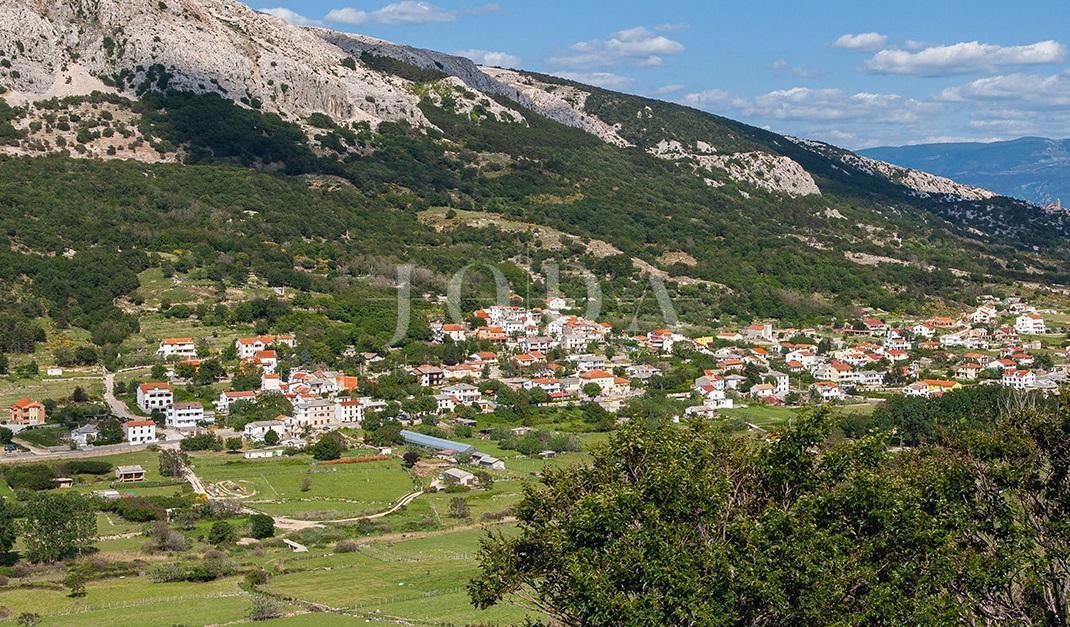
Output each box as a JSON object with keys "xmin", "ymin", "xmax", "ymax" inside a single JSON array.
[{"xmin": 861, "ymin": 137, "xmax": 1070, "ymax": 206}]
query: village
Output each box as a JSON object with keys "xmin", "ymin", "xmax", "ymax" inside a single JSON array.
[{"xmin": 5, "ymin": 293, "xmax": 1068, "ymax": 467}]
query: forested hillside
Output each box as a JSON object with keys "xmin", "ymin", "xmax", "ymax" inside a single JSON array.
[{"xmin": 0, "ymin": 0, "xmax": 1068, "ymax": 357}]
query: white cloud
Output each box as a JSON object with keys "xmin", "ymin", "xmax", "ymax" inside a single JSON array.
[
  {"xmin": 866, "ymin": 40, "xmax": 1066, "ymax": 76},
  {"xmin": 649, "ymin": 84, "xmax": 685, "ymax": 96},
  {"xmin": 725, "ymin": 87, "xmax": 936, "ymax": 124},
  {"xmin": 834, "ymin": 32, "xmax": 888, "ymax": 51},
  {"xmin": 261, "ymin": 7, "xmax": 323, "ymax": 27},
  {"xmin": 937, "ymin": 71, "xmax": 1070, "ymax": 106},
  {"xmin": 455, "ymin": 49, "xmax": 521, "ymax": 68},
  {"xmin": 769, "ymin": 59, "xmax": 788, "ymax": 70},
  {"xmin": 654, "ymin": 22, "xmax": 688, "ymax": 32},
  {"xmin": 552, "ymin": 27, "xmax": 684, "ymax": 68},
  {"xmin": 551, "ymin": 71, "xmax": 634, "ymax": 90},
  {"xmin": 682, "ymin": 89, "xmax": 746, "ymax": 109},
  {"xmin": 465, "ymin": 3, "xmax": 502, "ymax": 14},
  {"xmin": 792, "ymin": 67, "xmax": 820, "ymax": 79},
  {"xmin": 372, "ymin": 1, "xmax": 456, "ymax": 24},
  {"xmin": 325, "ymin": 7, "xmax": 368, "ymax": 26}
]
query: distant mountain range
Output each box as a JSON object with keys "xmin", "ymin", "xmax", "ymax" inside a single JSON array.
[{"xmin": 861, "ymin": 138, "xmax": 1070, "ymax": 207}]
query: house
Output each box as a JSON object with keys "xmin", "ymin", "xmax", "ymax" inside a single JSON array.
[
  {"xmin": 544, "ymin": 296, "xmax": 568, "ymax": 311},
  {"xmin": 472, "ymin": 451, "xmax": 506, "ymax": 470},
  {"xmin": 1002, "ymin": 369, "xmax": 1037, "ymax": 390},
  {"xmin": 625, "ymin": 364, "xmax": 662, "ymax": 380},
  {"xmin": 250, "ymin": 350, "xmax": 278, "ymax": 373},
  {"xmin": 903, "ymin": 381, "xmax": 932, "ymax": 397},
  {"xmin": 811, "ymin": 382, "xmax": 845, "ymax": 402},
  {"xmin": 572, "ymin": 354, "xmax": 607, "ymax": 373},
  {"xmin": 969, "ymin": 306, "xmax": 998, "ymax": 324},
  {"xmin": 244, "ymin": 448, "xmax": 286, "ymax": 459},
  {"xmin": 244, "ymin": 419, "xmax": 287, "ymax": 442},
  {"xmin": 335, "ymin": 399, "xmax": 363, "ymax": 425},
  {"xmin": 123, "ymin": 419, "xmax": 157, "ymax": 445},
  {"xmin": 115, "ymin": 465, "xmax": 146, "ymax": 482},
  {"xmin": 647, "ymin": 329, "xmax": 675, "ymax": 353},
  {"xmin": 854, "ymin": 370, "xmax": 885, "ymax": 390},
  {"xmin": 697, "ymin": 386, "xmax": 733, "ymax": 409},
  {"xmin": 216, "ymin": 390, "xmax": 257, "ymax": 413},
  {"xmin": 750, "ymin": 383, "xmax": 777, "ymax": 399},
  {"xmin": 440, "ymin": 468, "xmax": 479, "ymax": 488},
  {"xmin": 922, "ymin": 379, "xmax": 961, "ymax": 395},
  {"xmin": 70, "ymin": 424, "xmax": 99, "ymax": 448},
  {"xmin": 442, "ymin": 384, "xmax": 481, "ymax": 404},
  {"xmin": 763, "ymin": 371, "xmax": 790, "ymax": 396},
  {"xmin": 1015, "ymin": 313, "xmax": 1047, "ymax": 335},
  {"xmin": 863, "ymin": 318, "xmax": 889, "ymax": 334},
  {"xmin": 956, "ymin": 363, "xmax": 982, "ymax": 380},
  {"xmin": 413, "ymin": 365, "xmax": 446, "ymax": 387},
  {"xmin": 166, "ymin": 402, "xmax": 204, "ymax": 429},
  {"xmin": 9, "ymin": 398, "xmax": 46, "ymax": 426},
  {"xmin": 579, "ymin": 370, "xmax": 616, "ymax": 393},
  {"xmin": 156, "ymin": 337, "xmax": 196, "ymax": 359},
  {"xmin": 743, "ymin": 323, "xmax": 774, "ymax": 342},
  {"xmin": 136, "ymin": 383, "xmax": 173, "ymax": 413},
  {"xmin": 434, "ymin": 394, "xmax": 458, "ymax": 413},
  {"xmin": 292, "ymin": 399, "xmax": 335, "ymax": 430},
  {"xmin": 235, "ymin": 334, "xmax": 296, "ymax": 360},
  {"xmin": 440, "ymin": 323, "xmax": 468, "ymax": 342}
]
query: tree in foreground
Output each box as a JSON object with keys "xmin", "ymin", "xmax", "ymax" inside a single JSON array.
[
  {"xmin": 20, "ymin": 492, "xmax": 95, "ymax": 562},
  {"xmin": 469, "ymin": 402, "xmax": 1070, "ymax": 625}
]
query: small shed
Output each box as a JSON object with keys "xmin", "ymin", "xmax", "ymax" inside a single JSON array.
[{"xmin": 115, "ymin": 465, "xmax": 146, "ymax": 482}]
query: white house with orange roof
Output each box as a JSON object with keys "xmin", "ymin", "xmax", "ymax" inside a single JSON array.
[
  {"xmin": 545, "ymin": 296, "xmax": 568, "ymax": 311},
  {"xmin": 156, "ymin": 337, "xmax": 197, "ymax": 359},
  {"xmin": 216, "ymin": 390, "xmax": 257, "ymax": 413},
  {"xmin": 1002, "ymin": 369, "xmax": 1036, "ymax": 390},
  {"xmin": 235, "ymin": 334, "xmax": 295, "ymax": 360},
  {"xmin": 440, "ymin": 323, "xmax": 467, "ymax": 342},
  {"xmin": 1015, "ymin": 313, "xmax": 1047, "ymax": 335},
  {"xmin": 137, "ymin": 383, "xmax": 173, "ymax": 412},
  {"xmin": 123, "ymin": 419, "xmax": 157, "ymax": 445},
  {"xmin": 811, "ymin": 381, "xmax": 845, "ymax": 402},
  {"xmin": 335, "ymin": 399, "xmax": 364, "ymax": 425}
]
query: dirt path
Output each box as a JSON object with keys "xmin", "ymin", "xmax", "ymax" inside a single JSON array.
[{"xmin": 269, "ymin": 490, "xmax": 426, "ymax": 531}]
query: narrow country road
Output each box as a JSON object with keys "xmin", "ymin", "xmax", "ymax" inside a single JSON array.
[
  {"xmin": 103, "ymin": 371, "xmax": 137, "ymax": 420},
  {"xmin": 103, "ymin": 370, "xmax": 183, "ymax": 443}
]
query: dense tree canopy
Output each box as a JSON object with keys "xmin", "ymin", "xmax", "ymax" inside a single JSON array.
[{"xmin": 471, "ymin": 402, "xmax": 1070, "ymax": 625}]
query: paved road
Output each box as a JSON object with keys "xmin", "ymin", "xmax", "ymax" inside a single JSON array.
[{"xmin": 103, "ymin": 370, "xmax": 183, "ymax": 442}]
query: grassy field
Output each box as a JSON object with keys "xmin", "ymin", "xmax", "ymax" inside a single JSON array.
[
  {"xmin": 190, "ymin": 452, "xmax": 417, "ymax": 520},
  {"xmin": 0, "ymin": 375, "xmax": 102, "ymax": 408},
  {"xmin": 264, "ymin": 526, "xmax": 534, "ymax": 625},
  {"xmin": 0, "ymin": 576, "xmax": 251, "ymax": 626},
  {"xmin": 14, "ymin": 425, "xmax": 70, "ymax": 448},
  {"xmin": 719, "ymin": 405, "xmax": 801, "ymax": 430}
]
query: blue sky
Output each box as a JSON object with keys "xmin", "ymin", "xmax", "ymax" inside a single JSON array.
[{"xmin": 247, "ymin": 0, "xmax": 1070, "ymax": 148}]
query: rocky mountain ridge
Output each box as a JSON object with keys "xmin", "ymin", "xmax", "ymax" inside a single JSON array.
[{"xmin": 0, "ymin": 0, "xmax": 1008, "ymax": 206}]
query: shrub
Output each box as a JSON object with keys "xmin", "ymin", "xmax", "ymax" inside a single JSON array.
[
  {"xmin": 248, "ymin": 514, "xmax": 275, "ymax": 539},
  {"xmin": 113, "ymin": 497, "xmax": 166, "ymax": 522},
  {"xmin": 208, "ymin": 521, "xmax": 236, "ymax": 545},
  {"xmin": 249, "ymin": 594, "xmax": 282, "ymax": 621},
  {"xmin": 4, "ymin": 465, "xmax": 56, "ymax": 491},
  {"xmin": 334, "ymin": 540, "xmax": 361, "ymax": 553}
]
